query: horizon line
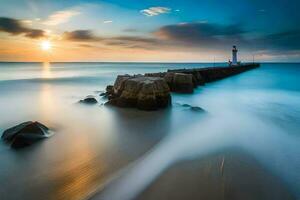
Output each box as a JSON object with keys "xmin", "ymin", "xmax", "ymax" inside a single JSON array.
[{"xmin": 0, "ymin": 61, "xmax": 299, "ymax": 64}]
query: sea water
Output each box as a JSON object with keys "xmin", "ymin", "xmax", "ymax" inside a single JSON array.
[{"xmin": 0, "ymin": 62, "xmax": 299, "ymax": 200}]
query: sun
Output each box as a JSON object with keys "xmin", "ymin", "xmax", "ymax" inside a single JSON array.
[{"xmin": 41, "ymin": 40, "xmax": 52, "ymax": 51}]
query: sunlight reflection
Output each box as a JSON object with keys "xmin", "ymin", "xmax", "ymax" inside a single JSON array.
[
  {"xmin": 49, "ymin": 132, "xmax": 106, "ymax": 200},
  {"xmin": 42, "ymin": 62, "xmax": 52, "ymax": 79},
  {"xmin": 38, "ymin": 87, "xmax": 109, "ymax": 200},
  {"xmin": 39, "ymin": 84, "xmax": 56, "ymax": 122}
]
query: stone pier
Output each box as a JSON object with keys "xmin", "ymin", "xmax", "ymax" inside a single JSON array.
[{"xmin": 104, "ymin": 63, "xmax": 260, "ymax": 110}]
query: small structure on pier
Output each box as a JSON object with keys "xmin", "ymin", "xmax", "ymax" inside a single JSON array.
[
  {"xmin": 229, "ymin": 45, "xmax": 239, "ymax": 66},
  {"xmin": 232, "ymin": 45, "xmax": 238, "ymax": 65}
]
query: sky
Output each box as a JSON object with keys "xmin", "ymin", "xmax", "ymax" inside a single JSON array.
[{"xmin": 0, "ymin": 0, "xmax": 299, "ymax": 62}]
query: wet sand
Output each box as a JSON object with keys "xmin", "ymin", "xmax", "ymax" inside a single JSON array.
[
  {"xmin": 135, "ymin": 149, "xmax": 295, "ymax": 200},
  {"xmin": 0, "ymin": 108, "xmax": 174, "ymax": 200}
]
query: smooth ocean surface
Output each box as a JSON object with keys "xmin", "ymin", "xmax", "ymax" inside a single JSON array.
[{"xmin": 0, "ymin": 62, "xmax": 299, "ymax": 200}]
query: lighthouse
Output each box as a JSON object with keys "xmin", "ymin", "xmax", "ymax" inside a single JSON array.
[{"xmin": 232, "ymin": 45, "xmax": 238, "ymax": 66}]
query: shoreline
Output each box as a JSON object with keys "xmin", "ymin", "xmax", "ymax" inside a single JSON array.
[
  {"xmin": 136, "ymin": 148, "xmax": 295, "ymax": 200},
  {"xmin": 0, "ymin": 61, "xmax": 299, "ymax": 64},
  {"xmin": 90, "ymin": 147, "xmax": 295, "ymax": 200}
]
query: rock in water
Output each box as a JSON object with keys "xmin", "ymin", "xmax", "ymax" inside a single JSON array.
[
  {"xmin": 190, "ymin": 106, "xmax": 205, "ymax": 112},
  {"xmin": 2, "ymin": 121, "xmax": 51, "ymax": 148},
  {"xmin": 106, "ymin": 75, "xmax": 171, "ymax": 110},
  {"xmin": 79, "ymin": 96, "xmax": 98, "ymax": 104},
  {"xmin": 176, "ymin": 103, "xmax": 205, "ymax": 112}
]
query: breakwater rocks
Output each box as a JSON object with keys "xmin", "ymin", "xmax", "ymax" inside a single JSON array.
[
  {"xmin": 146, "ymin": 63, "xmax": 260, "ymax": 92},
  {"xmin": 168, "ymin": 64, "xmax": 259, "ymax": 83},
  {"xmin": 105, "ymin": 64, "xmax": 259, "ymax": 110},
  {"xmin": 105, "ymin": 75, "xmax": 171, "ymax": 110}
]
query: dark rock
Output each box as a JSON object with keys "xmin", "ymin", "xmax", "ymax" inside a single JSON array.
[
  {"xmin": 190, "ymin": 106, "xmax": 205, "ymax": 112},
  {"xmin": 188, "ymin": 70, "xmax": 205, "ymax": 85},
  {"xmin": 106, "ymin": 85, "xmax": 114, "ymax": 94},
  {"xmin": 173, "ymin": 73, "xmax": 194, "ymax": 93},
  {"xmin": 105, "ymin": 75, "xmax": 171, "ymax": 110},
  {"xmin": 112, "ymin": 75, "xmax": 131, "ymax": 96},
  {"xmin": 176, "ymin": 103, "xmax": 205, "ymax": 112},
  {"xmin": 181, "ymin": 104, "xmax": 191, "ymax": 107},
  {"xmin": 100, "ymin": 86, "xmax": 114, "ymax": 98},
  {"xmin": 79, "ymin": 96, "xmax": 98, "ymax": 104},
  {"xmin": 163, "ymin": 72, "xmax": 174, "ymax": 87},
  {"xmin": 106, "ymin": 84, "xmax": 118, "ymax": 100},
  {"xmin": 144, "ymin": 72, "xmax": 166, "ymax": 78},
  {"xmin": 164, "ymin": 73, "xmax": 194, "ymax": 93},
  {"xmin": 146, "ymin": 70, "xmax": 205, "ymax": 88},
  {"xmin": 2, "ymin": 121, "xmax": 51, "ymax": 148}
]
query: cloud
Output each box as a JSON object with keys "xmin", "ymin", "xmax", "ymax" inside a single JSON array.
[
  {"xmin": 22, "ymin": 20, "xmax": 33, "ymax": 25},
  {"xmin": 78, "ymin": 44, "xmax": 95, "ymax": 48},
  {"xmin": 24, "ymin": 29, "xmax": 45, "ymax": 38},
  {"xmin": 123, "ymin": 28, "xmax": 139, "ymax": 32},
  {"xmin": 63, "ymin": 30, "xmax": 101, "ymax": 41},
  {"xmin": 43, "ymin": 10, "xmax": 80, "ymax": 26},
  {"xmin": 63, "ymin": 29, "xmax": 160, "ymax": 49},
  {"xmin": 0, "ymin": 17, "xmax": 45, "ymax": 38},
  {"xmin": 0, "ymin": 17, "xmax": 28, "ymax": 34},
  {"xmin": 155, "ymin": 22, "xmax": 245, "ymax": 40},
  {"xmin": 62, "ymin": 22, "xmax": 245, "ymax": 51},
  {"xmin": 140, "ymin": 7, "xmax": 171, "ymax": 17},
  {"xmin": 153, "ymin": 22, "xmax": 300, "ymax": 53},
  {"xmin": 62, "ymin": 23, "xmax": 300, "ymax": 56},
  {"xmin": 104, "ymin": 36, "xmax": 160, "ymax": 49},
  {"xmin": 103, "ymin": 20, "xmax": 113, "ymax": 24},
  {"xmin": 153, "ymin": 22, "xmax": 246, "ymax": 49},
  {"xmin": 110, "ymin": 36, "xmax": 158, "ymax": 44},
  {"xmin": 256, "ymin": 30, "xmax": 300, "ymax": 50}
]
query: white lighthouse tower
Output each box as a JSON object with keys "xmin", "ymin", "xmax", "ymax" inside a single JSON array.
[{"xmin": 232, "ymin": 45, "xmax": 238, "ymax": 66}]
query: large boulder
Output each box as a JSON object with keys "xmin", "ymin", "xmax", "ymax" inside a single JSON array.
[
  {"xmin": 164, "ymin": 72, "xmax": 194, "ymax": 93},
  {"xmin": 144, "ymin": 72, "xmax": 166, "ymax": 78},
  {"xmin": 113, "ymin": 75, "xmax": 131, "ymax": 96},
  {"xmin": 106, "ymin": 75, "xmax": 171, "ymax": 110},
  {"xmin": 145, "ymin": 71, "xmax": 204, "ymax": 92},
  {"xmin": 192, "ymin": 71, "xmax": 205, "ymax": 86},
  {"xmin": 167, "ymin": 69, "xmax": 205, "ymax": 86},
  {"xmin": 2, "ymin": 121, "xmax": 52, "ymax": 148}
]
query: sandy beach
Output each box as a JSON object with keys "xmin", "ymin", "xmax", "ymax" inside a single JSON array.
[{"xmin": 136, "ymin": 148, "xmax": 295, "ymax": 200}]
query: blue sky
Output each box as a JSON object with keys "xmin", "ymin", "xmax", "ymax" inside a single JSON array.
[{"xmin": 0, "ymin": 0, "xmax": 299, "ymax": 62}]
